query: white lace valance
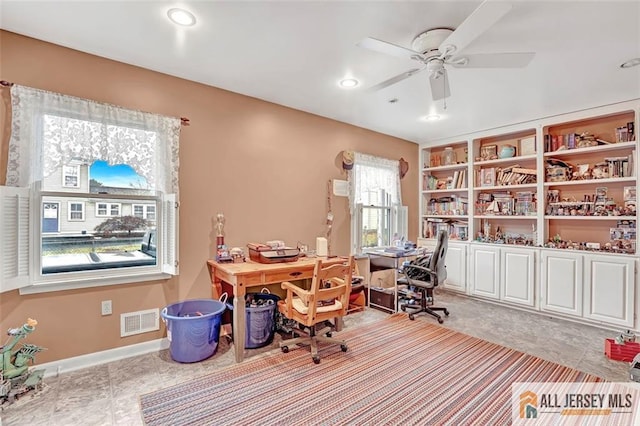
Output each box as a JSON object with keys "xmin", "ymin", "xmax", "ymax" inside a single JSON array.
[
  {"xmin": 6, "ymin": 85, "xmax": 181, "ymax": 193},
  {"xmin": 348, "ymin": 152, "xmax": 402, "ymax": 212}
]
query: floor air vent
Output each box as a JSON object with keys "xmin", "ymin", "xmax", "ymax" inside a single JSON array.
[{"xmin": 120, "ymin": 308, "xmax": 160, "ymax": 337}]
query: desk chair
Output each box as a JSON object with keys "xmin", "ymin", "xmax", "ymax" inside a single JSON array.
[
  {"xmin": 277, "ymin": 256, "xmax": 353, "ymax": 364},
  {"xmin": 399, "ymin": 230, "xmax": 449, "ymax": 323}
]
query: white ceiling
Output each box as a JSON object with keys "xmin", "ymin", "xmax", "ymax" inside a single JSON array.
[{"xmin": 1, "ymin": 1, "xmax": 639, "ymax": 145}]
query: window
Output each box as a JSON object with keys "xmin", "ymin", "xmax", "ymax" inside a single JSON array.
[
  {"xmin": 68, "ymin": 201, "xmax": 85, "ymax": 221},
  {"xmin": 96, "ymin": 202, "xmax": 121, "ymax": 217},
  {"xmin": 0, "ymin": 85, "xmax": 181, "ymax": 294},
  {"xmin": 62, "ymin": 165, "xmax": 80, "ymax": 188},
  {"xmin": 348, "ymin": 153, "xmax": 407, "ymax": 254},
  {"xmin": 132, "ymin": 204, "xmax": 156, "ymax": 221}
]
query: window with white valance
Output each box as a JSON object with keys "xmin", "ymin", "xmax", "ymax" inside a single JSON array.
[
  {"xmin": 348, "ymin": 152, "xmax": 407, "ymax": 254},
  {"xmin": 0, "ymin": 85, "xmax": 180, "ymax": 294}
]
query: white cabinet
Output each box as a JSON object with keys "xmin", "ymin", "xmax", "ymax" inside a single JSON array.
[
  {"xmin": 470, "ymin": 245, "xmax": 500, "ymax": 299},
  {"xmin": 470, "ymin": 245, "xmax": 536, "ymax": 307},
  {"xmin": 583, "ymin": 254, "xmax": 635, "ymax": 328},
  {"xmin": 442, "ymin": 242, "xmax": 467, "ymax": 292},
  {"xmin": 541, "ymin": 251, "xmax": 583, "ymax": 316},
  {"xmin": 501, "ymin": 247, "xmax": 536, "ymax": 307},
  {"xmin": 417, "ymin": 239, "xmax": 467, "ymax": 293}
]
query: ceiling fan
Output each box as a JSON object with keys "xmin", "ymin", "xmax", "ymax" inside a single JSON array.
[{"xmin": 357, "ymin": 1, "xmax": 535, "ymax": 100}]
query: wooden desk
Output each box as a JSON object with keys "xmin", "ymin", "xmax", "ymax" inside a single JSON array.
[{"xmin": 207, "ymin": 256, "xmax": 346, "ymax": 363}]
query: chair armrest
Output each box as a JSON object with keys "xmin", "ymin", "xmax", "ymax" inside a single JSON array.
[
  {"xmin": 401, "ymin": 264, "xmax": 438, "ymax": 285},
  {"xmin": 281, "ymin": 280, "xmax": 311, "ymax": 304}
]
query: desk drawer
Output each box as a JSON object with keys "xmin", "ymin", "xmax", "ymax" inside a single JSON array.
[{"xmin": 264, "ymin": 269, "xmax": 313, "ymax": 284}]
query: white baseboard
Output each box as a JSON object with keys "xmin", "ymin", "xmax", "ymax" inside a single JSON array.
[{"xmin": 36, "ymin": 338, "xmax": 170, "ymax": 378}]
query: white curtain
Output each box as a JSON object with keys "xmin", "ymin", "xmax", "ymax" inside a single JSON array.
[
  {"xmin": 348, "ymin": 152, "xmax": 402, "ymax": 212},
  {"xmin": 6, "ymin": 85, "xmax": 181, "ymax": 193}
]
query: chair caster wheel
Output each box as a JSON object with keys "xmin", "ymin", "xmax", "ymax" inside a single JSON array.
[
  {"xmin": 326, "ymin": 332, "xmax": 332, "ymax": 337},
  {"xmin": 313, "ymin": 356, "xmax": 320, "ymax": 364},
  {"xmin": 437, "ymin": 318, "xmax": 444, "ymax": 324},
  {"xmin": 281, "ymin": 346, "xmax": 289, "ymax": 353},
  {"xmin": 444, "ymin": 310, "xmax": 450, "ymax": 316},
  {"xmin": 400, "ymin": 305, "xmax": 406, "ymax": 312},
  {"xmin": 341, "ymin": 344, "xmax": 348, "ymax": 352},
  {"xmin": 409, "ymin": 314, "xmax": 415, "ymax": 320}
]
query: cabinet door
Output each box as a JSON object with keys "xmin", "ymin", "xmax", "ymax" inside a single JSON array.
[
  {"xmin": 470, "ymin": 245, "xmax": 500, "ymax": 299},
  {"xmin": 501, "ymin": 247, "xmax": 536, "ymax": 307},
  {"xmin": 442, "ymin": 242, "xmax": 467, "ymax": 293},
  {"xmin": 541, "ymin": 251, "xmax": 583, "ymax": 316},
  {"xmin": 583, "ymin": 255, "xmax": 635, "ymax": 328}
]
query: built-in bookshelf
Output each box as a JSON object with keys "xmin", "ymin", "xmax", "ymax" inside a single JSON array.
[
  {"xmin": 421, "ymin": 142, "xmax": 469, "ymax": 241},
  {"xmin": 419, "ymin": 104, "xmax": 638, "ymax": 254}
]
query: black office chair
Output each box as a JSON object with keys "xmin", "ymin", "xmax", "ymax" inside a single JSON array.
[{"xmin": 399, "ymin": 230, "xmax": 449, "ymax": 323}]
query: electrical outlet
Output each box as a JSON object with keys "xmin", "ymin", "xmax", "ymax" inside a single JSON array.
[{"xmin": 101, "ymin": 300, "xmax": 112, "ymax": 316}]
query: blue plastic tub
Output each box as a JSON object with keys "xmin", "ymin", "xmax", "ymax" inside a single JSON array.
[{"xmin": 161, "ymin": 299, "xmax": 226, "ymax": 363}]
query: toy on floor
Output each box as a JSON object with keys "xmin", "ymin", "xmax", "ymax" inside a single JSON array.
[{"xmin": 1, "ymin": 318, "xmax": 46, "ymax": 408}]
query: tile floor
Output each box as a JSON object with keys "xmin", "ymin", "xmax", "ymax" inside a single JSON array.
[{"xmin": 0, "ymin": 290, "xmax": 633, "ymax": 425}]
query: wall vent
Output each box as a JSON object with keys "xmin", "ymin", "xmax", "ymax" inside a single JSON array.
[{"xmin": 120, "ymin": 308, "xmax": 160, "ymax": 337}]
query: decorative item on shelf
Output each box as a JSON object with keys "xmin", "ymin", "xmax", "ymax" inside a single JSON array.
[
  {"xmin": 592, "ymin": 162, "xmax": 609, "ymax": 179},
  {"xmin": 576, "ymin": 132, "xmax": 598, "ymax": 148},
  {"xmin": 519, "ymin": 136, "xmax": 536, "ymax": 155},
  {"xmin": 499, "ymin": 145, "xmax": 516, "ymax": 159},
  {"xmin": 545, "ymin": 158, "xmax": 573, "ymax": 182},
  {"xmin": 442, "ymin": 147, "xmax": 456, "ymax": 165},
  {"xmin": 480, "ymin": 145, "xmax": 498, "ymax": 161}
]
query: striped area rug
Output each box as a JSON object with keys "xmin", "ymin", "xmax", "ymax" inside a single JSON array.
[{"xmin": 140, "ymin": 313, "xmax": 602, "ymax": 425}]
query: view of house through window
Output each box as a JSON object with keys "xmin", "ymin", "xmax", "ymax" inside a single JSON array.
[{"xmin": 41, "ymin": 157, "xmax": 158, "ymax": 274}]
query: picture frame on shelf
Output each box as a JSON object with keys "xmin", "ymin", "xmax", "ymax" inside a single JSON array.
[
  {"xmin": 519, "ymin": 136, "xmax": 536, "ymax": 156},
  {"xmin": 480, "ymin": 168, "xmax": 496, "ymax": 187},
  {"xmin": 480, "ymin": 145, "xmax": 497, "ymax": 161},
  {"xmin": 624, "ymin": 186, "xmax": 636, "ymax": 202},
  {"xmin": 595, "ymin": 187, "xmax": 607, "ymax": 203}
]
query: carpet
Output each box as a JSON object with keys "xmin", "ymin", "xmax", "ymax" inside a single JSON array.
[{"xmin": 140, "ymin": 313, "xmax": 603, "ymax": 425}]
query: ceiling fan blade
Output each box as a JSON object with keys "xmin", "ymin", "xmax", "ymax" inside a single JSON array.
[
  {"xmin": 439, "ymin": 0, "xmax": 513, "ymax": 55},
  {"xmin": 450, "ymin": 52, "xmax": 535, "ymax": 68},
  {"xmin": 429, "ymin": 70, "xmax": 451, "ymax": 101},
  {"xmin": 368, "ymin": 67, "xmax": 426, "ymax": 91},
  {"xmin": 358, "ymin": 37, "xmax": 424, "ymax": 62}
]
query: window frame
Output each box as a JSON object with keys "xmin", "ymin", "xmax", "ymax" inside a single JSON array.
[
  {"xmin": 348, "ymin": 153, "xmax": 406, "ymax": 255},
  {"xmin": 132, "ymin": 203, "xmax": 156, "ymax": 220},
  {"xmin": 62, "ymin": 164, "xmax": 80, "ymax": 188},
  {"xmin": 0, "ymin": 106, "xmax": 179, "ymax": 294},
  {"xmin": 67, "ymin": 201, "xmax": 85, "ymax": 221},
  {"xmin": 96, "ymin": 202, "xmax": 121, "ymax": 217}
]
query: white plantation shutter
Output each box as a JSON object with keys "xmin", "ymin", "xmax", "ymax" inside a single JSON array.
[
  {"xmin": 0, "ymin": 186, "xmax": 32, "ymax": 292},
  {"xmin": 162, "ymin": 193, "xmax": 178, "ymax": 275},
  {"xmin": 393, "ymin": 205, "xmax": 409, "ymax": 240}
]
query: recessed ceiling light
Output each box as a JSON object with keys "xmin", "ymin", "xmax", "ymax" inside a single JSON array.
[
  {"xmin": 620, "ymin": 58, "xmax": 640, "ymax": 69},
  {"xmin": 167, "ymin": 8, "xmax": 196, "ymax": 26},
  {"xmin": 339, "ymin": 78, "xmax": 359, "ymax": 88},
  {"xmin": 421, "ymin": 114, "xmax": 441, "ymax": 122}
]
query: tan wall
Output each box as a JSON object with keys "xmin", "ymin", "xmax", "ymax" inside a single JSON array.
[{"xmin": 0, "ymin": 30, "xmax": 418, "ymax": 363}]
